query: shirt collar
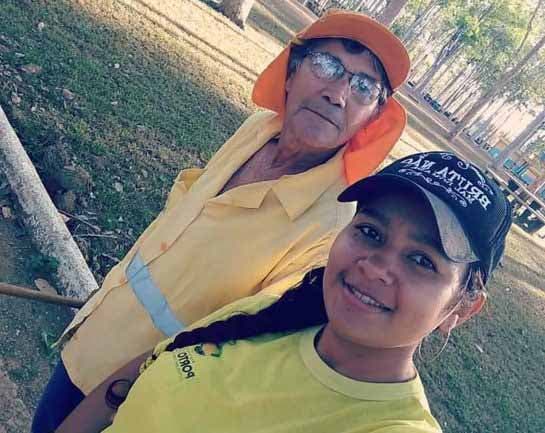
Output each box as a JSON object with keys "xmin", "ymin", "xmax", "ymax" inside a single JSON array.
[
  {"xmin": 208, "ymin": 111, "xmax": 346, "ymax": 219},
  {"xmin": 272, "ymin": 146, "xmax": 345, "ymax": 221},
  {"xmin": 211, "ymin": 147, "xmax": 344, "ymax": 220},
  {"xmin": 299, "ymin": 327, "xmax": 427, "ymax": 401},
  {"xmin": 210, "ymin": 181, "xmax": 274, "ymax": 209}
]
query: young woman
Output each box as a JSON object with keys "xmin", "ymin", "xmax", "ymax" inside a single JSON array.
[{"xmin": 57, "ymin": 152, "xmax": 512, "ymax": 433}]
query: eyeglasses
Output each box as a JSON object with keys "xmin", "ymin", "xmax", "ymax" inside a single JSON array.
[{"xmin": 305, "ymin": 51, "xmax": 384, "ymax": 105}]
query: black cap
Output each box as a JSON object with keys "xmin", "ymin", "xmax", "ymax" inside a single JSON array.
[{"xmin": 339, "ymin": 152, "xmax": 512, "ymax": 283}]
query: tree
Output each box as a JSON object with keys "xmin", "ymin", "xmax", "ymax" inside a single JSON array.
[
  {"xmin": 512, "ymin": 0, "xmax": 544, "ymax": 59},
  {"xmin": 493, "ymin": 108, "xmax": 545, "ymax": 169},
  {"xmin": 448, "ymin": 34, "xmax": 545, "ymax": 139},
  {"xmin": 375, "ymin": 0, "xmax": 410, "ymax": 26},
  {"xmin": 219, "ymin": 0, "xmax": 255, "ymax": 28},
  {"xmin": 401, "ymin": 0, "xmax": 444, "ymax": 44},
  {"xmin": 437, "ymin": 63, "xmax": 471, "ymax": 101},
  {"xmin": 414, "ymin": 2, "xmax": 496, "ymax": 95}
]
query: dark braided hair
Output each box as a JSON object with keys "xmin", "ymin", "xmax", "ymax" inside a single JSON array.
[
  {"xmin": 162, "ymin": 261, "xmax": 486, "ymax": 355},
  {"xmin": 106, "ymin": 260, "xmax": 486, "ymax": 407},
  {"xmin": 105, "ymin": 268, "xmax": 327, "ymax": 409},
  {"xmin": 164, "ymin": 267, "xmax": 327, "ymax": 352}
]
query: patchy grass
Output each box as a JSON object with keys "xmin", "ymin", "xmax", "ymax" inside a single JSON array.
[
  {"xmin": 0, "ymin": 0, "xmax": 263, "ymax": 280},
  {"xmin": 0, "ymin": 1, "xmax": 544, "ymax": 432}
]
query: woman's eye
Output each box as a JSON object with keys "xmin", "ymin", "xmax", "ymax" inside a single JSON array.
[
  {"xmin": 356, "ymin": 225, "xmax": 382, "ymax": 242},
  {"xmin": 410, "ymin": 254, "xmax": 437, "ymax": 272}
]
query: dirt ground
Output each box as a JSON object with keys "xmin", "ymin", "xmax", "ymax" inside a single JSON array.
[{"xmin": 0, "ymin": 173, "xmax": 73, "ymax": 432}]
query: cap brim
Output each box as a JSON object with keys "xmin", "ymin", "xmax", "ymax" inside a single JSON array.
[
  {"xmin": 339, "ymin": 175, "xmax": 478, "ymax": 264},
  {"xmin": 252, "ymin": 11, "xmax": 410, "ymax": 115}
]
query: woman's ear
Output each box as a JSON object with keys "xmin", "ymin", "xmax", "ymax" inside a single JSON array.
[
  {"xmin": 439, "ymin": 292, "xmax": 487, "ymax": 336},
  {"xmin": 438, "ymin": 313, "xmax": 458, "ymax": 337}
]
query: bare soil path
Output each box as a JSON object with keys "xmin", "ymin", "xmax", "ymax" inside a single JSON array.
[{"xmin": 0, "ymin": 173, "xmax": 73, "ymax": 433}]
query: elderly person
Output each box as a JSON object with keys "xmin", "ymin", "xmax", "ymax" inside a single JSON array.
[{"xmin": 33, "ymin": 10, "xmax": 409, "ymax": 433}]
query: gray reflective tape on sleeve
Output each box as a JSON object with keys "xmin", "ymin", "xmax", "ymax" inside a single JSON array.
[{"xmin": 126, "ymin": 253, "xmax": 185, "ymax": 336}]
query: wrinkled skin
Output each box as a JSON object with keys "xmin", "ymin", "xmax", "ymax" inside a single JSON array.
[{"xmin": 278, "ymin": 39, "xmax": 383, "ymax": 162}]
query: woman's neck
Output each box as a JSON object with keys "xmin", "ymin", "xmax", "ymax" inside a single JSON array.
[{"xmin": 315, "ymin": 325, "xmax": 417, "ymax": 383}]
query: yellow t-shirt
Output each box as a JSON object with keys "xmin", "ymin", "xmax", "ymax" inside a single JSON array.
[{"xmin": 103, "ymin": 327, "xmax": 442, "ymax": 433}]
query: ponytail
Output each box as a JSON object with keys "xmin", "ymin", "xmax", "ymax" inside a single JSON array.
[
  {"xmin": 164, "ymin": 267, "xmax": 327, "ymax": 352},
  {"xmin": 106, "ymin": 268, "xmax": 327, "ymax": 409}
]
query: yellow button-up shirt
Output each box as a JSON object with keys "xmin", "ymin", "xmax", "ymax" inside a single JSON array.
[{"xmin": 61, "ymin": 111, "xmax": 356, "ymax": 393}]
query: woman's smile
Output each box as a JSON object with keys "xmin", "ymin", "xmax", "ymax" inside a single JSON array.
[
  {"xmin": 340, "ymin": 275, "xmax": 392, "ymax": 313},
  {"xmin": 322, "ymin": 188, "xmax": 469, "ymax": 355}
]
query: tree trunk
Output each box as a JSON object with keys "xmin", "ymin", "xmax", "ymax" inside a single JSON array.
[
  {"xmin": 375, "ymin": 0, "xmax": 409, "ymax": 27},
  {"xmin": 219, "ymin": 0, "xmax": 255, "ymax": 28},
  {"xmin": 442, "ymin": 75, "xmax": 477, "ymax": 111},
  {"xmin": 428, "ymin": 52, "xmax": 461, "ymax": 92},
  {"xmin": 410, "ymin": 50, "xmax": 430, "ymax": 74},
  {"xmin": 492, "ymin": 108, "xmax": 545, "ymax": 168},
  {"xmin": 355, "ymin": 0, "xmax": 367, "ymax": 11},
  {"xmin": 403, "ymin": 0, "xmax": 439, "ymax": 44},
  {"xmin": 0, "ymin": 105, "xmax": 98, "ymax": 299},
  {"xmin": 442, "ymin": 85, "xmax": 466, "ymax": 111},
  {"xmin": 438, "ymin": 66, "xmax": 468, "ymax": 101},
  {"xmin": 512, "ymin": 0, "xmax": 544, "ymax": 59},
  {"xmin": 415, "ymin": 30, "xmax": 464, "ymax": 94},
  {"xmin": 484, "ymin": 105, "xmax": 518, "ymax": 143},
  {"xmin": 471, "ymin": 97, "xmax": 501, "ymax": 130},
  {"xmin": 368, "ymin": 0, "xmax": 384, "ymax": 15},
  {"xmin": 452, "ymin": 89, "xmax": 480, "ymax": 118},
  {"xmin": 471, "ymin": 99, "xmax": 503, "ymax": 136},
  {"xmin": 449, "ymin": 34, "xmax": 545, "ymax": 139}
]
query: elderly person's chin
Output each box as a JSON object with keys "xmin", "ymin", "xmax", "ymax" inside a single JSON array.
[{"xmin": 290, "ymin": 109, "xmax": 348, "ymax": 151}]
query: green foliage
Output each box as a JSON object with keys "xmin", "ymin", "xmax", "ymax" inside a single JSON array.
[
  {"xmin": 404, "ymin": 0, "xmax": 545, "ymax": 109},
  {"xmin": 41, "ymin": 330, "xmax": 62, "ymax": 366},
  {"xmin": 462, "ymin": 0, "xmax": 534, "ymax": 93}
]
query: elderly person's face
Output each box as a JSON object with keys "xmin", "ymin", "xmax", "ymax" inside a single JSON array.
[{"xmin": 284, "ymin": 39, "xmax": 383, "ymax": 152}]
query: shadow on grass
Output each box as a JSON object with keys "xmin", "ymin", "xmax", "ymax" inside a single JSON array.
[
  {"xmin": 125, "ymin": 0, "xmax": 260, "ymax": 81},
  {"xmin": 256, "ymin": 0, "xmax": 311, "ymax": 36},
  {"xmin": 0, "ymin": 0, "xmax": 250, "ymax": 275},
  {"xmin": 501, "ymin": 255, "xmax": 545, "ymax": 294},
  {"xmin": 199, "ymin": 0, "xmax": 307, "ymax": 47},
  {"xmin": 196, "ymin": 0, "xmax": 281, "ymax": 56},
  {"xmin": 247, "ymin": 0, "xmax": 300, "ymax": 45}
]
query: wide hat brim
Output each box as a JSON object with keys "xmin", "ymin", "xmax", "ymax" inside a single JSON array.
[{"xmin": 252, "ymin": 10, "xmax": 410, "ymax": 115}]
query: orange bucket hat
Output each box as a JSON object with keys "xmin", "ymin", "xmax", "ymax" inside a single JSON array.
[{"xmin": 252, "ymin": 10, "xmax": 410, "ymax": 184}]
